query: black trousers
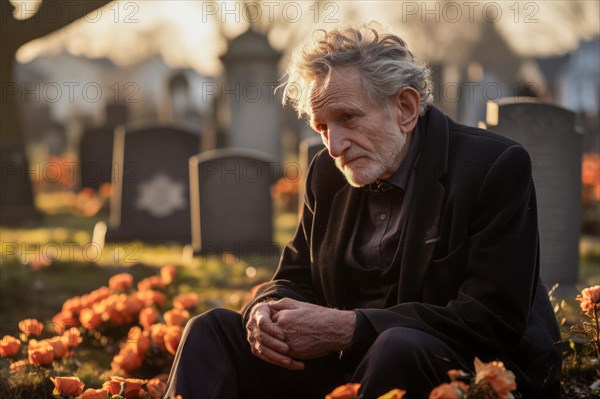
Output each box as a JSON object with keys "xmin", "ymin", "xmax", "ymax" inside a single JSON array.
[{"xmin": 163, "ymin": 308, "xmax": 473, "ymax": 399}]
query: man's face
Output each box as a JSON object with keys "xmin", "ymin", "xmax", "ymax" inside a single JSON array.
[{"xmin": 308, "ymin": 66, "xmax": 409, "ymax": 187}]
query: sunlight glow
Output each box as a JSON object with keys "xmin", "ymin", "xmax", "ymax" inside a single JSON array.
[
  {"xmin": 14, "ymin": 1, "xmax": 600, "ymax": 76},
  {"xmin": 8, "ymin": 0, "xmax": 41, "ymax": 20}
]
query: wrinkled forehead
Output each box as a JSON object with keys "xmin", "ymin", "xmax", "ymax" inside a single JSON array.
[
  {"xmin": 307, "ymin": 67, "xmax": 365, "ymax": 114},
  {"xmin": 308, "ymin": 78, "xmax": 336, "ymax": 110}
]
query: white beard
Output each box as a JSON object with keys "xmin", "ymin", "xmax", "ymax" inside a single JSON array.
[
  {"xmin": 335, "ymin": 135, "xmax": 405, "ymax": 187},
  {"xmin": 335, "ymin": 157, "xmax": 387, "ymax": 187}
]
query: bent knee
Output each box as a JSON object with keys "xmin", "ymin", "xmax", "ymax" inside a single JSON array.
[
  {"xmin": 184, "ymin": 308, "xmax": 242, "ymax": 336},
  {"xmin": 371, "ymin": 327, "xmax": 440, "ymax": 361}
]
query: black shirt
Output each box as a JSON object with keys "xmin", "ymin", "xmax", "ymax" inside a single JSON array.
[
  {"xmin": 344, "ymin": 122, "xmax": 421, "ymax": 309},
  {"xmin": 342, "ymin": 121, "xmax": 422, "ymax": 363}
]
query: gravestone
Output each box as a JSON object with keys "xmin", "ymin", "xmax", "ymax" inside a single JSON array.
[
  {"xmin": 486, "ymin": 99, "xmax": 582, "ymax": 286},
  {"xmin": 189, "ymin": 148, "xmax": 277, "ymax": 261},
  {"xmin": 79, "ymin": 126, "xmax": 116, "ymax": 190},
  {"xmin": 45, "ymin": 122, "xmax": 68, "ymax": 157},
  {"xmin": 106, "ymin": 124, "xmax": 201, "ymax": 243},
  {"xmin": 298, "ymin": 136, "xmax": 325, "ymax": 213},
  {"xmin": 167, "ymin": 72, "xmax": 191, "ymax": 124},
  {"xmin": 221, "ymin": 29, "xmax": 283, "ymax": 163},
  {"xmin": 106, "ymin": 103, "xmax": 130, "ymax": 127},
  {"xmin": 79, "ymin": 104, "xmax": 130, "ymax": 190}
]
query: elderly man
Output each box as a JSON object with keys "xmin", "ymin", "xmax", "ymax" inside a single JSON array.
[{"xmin": 165, "ymin": 25, "xmax": 561, "ymax": 399}]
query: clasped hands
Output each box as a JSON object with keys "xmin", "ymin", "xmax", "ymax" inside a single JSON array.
[{"xmin": 245, "ymin": 297, "xmax": 356, "ymax": 370}]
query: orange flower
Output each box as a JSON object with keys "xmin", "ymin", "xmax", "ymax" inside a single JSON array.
[
  {"xmin": 576, "ymin": 285, "xmax": 600, "ymax": 314},
  {"xmin": 377, "ymin": 389, "xmax": 407, "ymax": 399},
  {"xmin": 125, "ymin": 326, "xmax": 151, "ymax": 356},
  {"xmin": 271, "ymin": 177, "xmax": 299, "ymax": 199},
  {"xmin": 62, "ymin": 297, "xmax": 83, "ymax": 314},
  {"xmin": 138, "ymin": 290, "xmax": 167, "ymax": 308},
  {"xmin": 120, "ymin": 294, "xmax": 144, "ymax": 317},
  {"xmin": 139, "ymin": 307, "xmax": 159, "ymax": 330},
  {"xmin": 106, "ymin": 376, "xmax": 148, "ymax": 399},
  {"xmin": 18, "ymin": 318, "xmax": 44, "ymax": 336},
  {"xmin": 83, "ymin": 286, "xmax": 113, "ymax": 307},
  {"xmin": 137, "ymin": 276, "xmax": 165, "ymax": 291},
  {"xmin": 27, "ymin": 338, "xmax": 44, "ymax": 350},
  {"xmin": 428, "ymin": 384, "xmax": 460, "ymax": 399},
  {"xmin": 99, "ymin": 182, "xmax": 112, "ymax": 197},
  {"xmin": 45, "ymin": 336, "xmax": 68, "ymax": 359},
  {"xmin": 62, "ymin": 327, "xmax": 83, "ymax": 351},
  {"xmin": 9, "ymin": 359, "xmax": 28, "ymax": 374},
  {"xmin": 447, "ymin": 369, "xmax": 470, "ymax": 381},
  {"xmin": 0, "ymin": 335, "xmax": 20, "ymax": 357},
  {"xmin": 428, "ymin": 382, "xmax": 469, "ymax": 399},
  {"xmin": 173, "ymin": 293, "xmax": 199, "ymax": 310},
  {"xmin": 52, "ymin": 310, "xmax": 80, "ymax": 331},
  {"xmin": 474, "ymin": 357, "xmax": 517, "ymax": 399},
  {"xmin": 111, "ymin": 345, "xmax": 143, "ymax": 374},
  {"xmin": 582, "ymin": 153, "xmax": 600, "ymax": 184},
  {"xmin": 51, "ymin": 376, "xmax": 85, "ymax": 396},
  {"xmin": 109, "ymin": 273, "xmax": 134, "ymax": 292},
  {"xmin": 96, "ymin": 294, "xmax": 130, "ymax": 324},
  {"xmin": 146, "ymin": 376, "xmax": 167, "ymax": 398},
  {"xmin": 164, "ymin": 325, "xmax": 183, "ymax": 355},
  {"xmin": 75, "ymin": 388, "xmax": 108, "ymax": 399},
  {"xmin": 108, "ymin": 295, "xmax": 136, "ymax": 325},
  {"xmin": 28, "ymin": 343, "xmax": 54, "ymax": 366},
  {"xmin": 79, "ymin": 308, "xmax": 102, "ymax": 330},
  {"xmin": 582, "ymin": 153, "xmax": 600, "ymax": 202},
  {"xmin": 326, "ymin": 383, "xmax": 361, "ymax": 399},
  {"xmin": 160, "ymin": 264, "xmax": 176, "ymax": 285},
  {"xmin": 149, "ymin": 323, "xmax": 167, "ymax": 351},
  {"xmin": 164, "ymin": 308, "xmax": 190, "ymax": 326}
]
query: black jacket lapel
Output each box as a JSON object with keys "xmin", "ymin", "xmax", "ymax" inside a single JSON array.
[
  {"xmin": 397, "ymin": 107, "xmax": 449, "ymax": 303},
  {"xmin": 316, "ymin": 185, "xmax": 363, "ymax": 308}
]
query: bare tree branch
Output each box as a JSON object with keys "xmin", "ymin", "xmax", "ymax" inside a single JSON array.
[{"xmin": 2, "ymin": 0, "xmax": 114, "ymax": 47}]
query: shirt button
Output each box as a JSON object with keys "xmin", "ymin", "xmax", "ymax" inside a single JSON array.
[{"xmin": 379, "ymin": 213, "xmax": 387, "ymax": 221}]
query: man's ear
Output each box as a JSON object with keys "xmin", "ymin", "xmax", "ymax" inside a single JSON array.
[{"xmin": 394, "ymin": 87, "xmax": 421, "ymax": 133}]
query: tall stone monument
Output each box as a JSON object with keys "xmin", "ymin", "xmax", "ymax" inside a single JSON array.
[
  {"xmin": 220, "ymin": 29, "xmax": 282, "ymax": 163},
  {"xmin": 486, "ymin": 99, "xmax": 582, "ymax": 287},
  {"xmin": 79, "ymin": 103, "xmax": 130, "ymax": 190}
]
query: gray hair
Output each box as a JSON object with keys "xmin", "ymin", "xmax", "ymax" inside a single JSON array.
[{"xmin": 282, "ymin": 23, "xmax": 433, "ymax": 118}]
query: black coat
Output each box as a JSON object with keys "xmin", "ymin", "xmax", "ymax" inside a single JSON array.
[{"xmin": 243, "ymin": 106, "xmax": 562, "ymax": 393}]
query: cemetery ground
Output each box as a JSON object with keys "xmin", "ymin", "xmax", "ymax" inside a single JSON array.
[
  {"xmin": 0, "ymin": 190, "xmax": 297, "ymax": 398},
  {"xmin": 0, "ymin": 191, "xmax": 599, "ymax": 398}
]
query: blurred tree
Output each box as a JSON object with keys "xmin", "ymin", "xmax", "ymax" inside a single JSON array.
[{"xmin": 0, "ymin": 0, "xmax": 113, "ymax": 225}]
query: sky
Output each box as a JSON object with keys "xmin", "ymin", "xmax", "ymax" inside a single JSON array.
[{"xmin": 12, "ymin": 1, "xmax": 600, "ymax": 77}]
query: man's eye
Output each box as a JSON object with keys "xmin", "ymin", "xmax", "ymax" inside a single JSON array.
[
  {"xmin": 316, "ymin": 124, "xmax": 328, "ymax": 133},
  {"xmin": 342, "ymin": 114, "xmax": 355, "ymax": 123}
]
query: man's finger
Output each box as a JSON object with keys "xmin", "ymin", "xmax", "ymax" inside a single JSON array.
[
  {"xmin": 254, "ymin": 328, "xmax": 289, "ymax": 355},
  {"xmin": 251, "ymin": 342, "xmax": 305, "ymax": 371},
  {"xmin": 253, "ymin": 304, "xmax": 286, "ymax": 341},
  {"xmin": 257, "ymin": 316, "xmax": 286, "ymax": 341},
  {"xmin": 268, "ymin": 298, "xmax": 299, "ymax": 311}
]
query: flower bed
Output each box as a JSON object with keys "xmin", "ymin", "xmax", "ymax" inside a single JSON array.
[
  {"xmin": 0, "ymin": 265, "xmax": 190, "ymax": 399},
  {"xmin": 1, "ymin": 265, "xmax": 599, "ymax": 398}
]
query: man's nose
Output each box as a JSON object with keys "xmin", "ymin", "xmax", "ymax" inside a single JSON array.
[{"xmin": 327, "ymin": 127, "xmax": 351, "ymax": 158}]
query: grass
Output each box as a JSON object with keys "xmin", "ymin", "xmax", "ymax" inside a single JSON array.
[
  {"xmin": 0, "ymin": 191, "xmax": 299, "ymax": 329},
  {"xmin": 1, "ymin": 190, "xmax": 598, "ymax": 327}
]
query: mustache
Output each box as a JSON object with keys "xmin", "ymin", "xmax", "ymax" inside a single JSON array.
[{"xmin": 336, "ymin": 150, "xmax": 363, "ymax": 166}]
